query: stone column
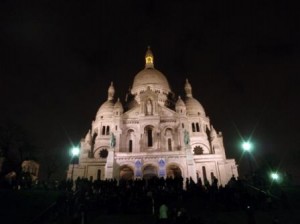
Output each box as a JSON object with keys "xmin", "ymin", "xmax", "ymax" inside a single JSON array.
[
  {"xmin": 185, "ymin": 145, "xmax": 197, "ymax": 182},
  {"xmin": 105, "ymin": 147, "xmax": 115, "ymax": 179}
]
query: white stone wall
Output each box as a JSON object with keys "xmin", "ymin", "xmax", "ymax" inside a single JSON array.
[{"xmin": 68, "ymin": 50, "xmax": 238, "ymax": 186}]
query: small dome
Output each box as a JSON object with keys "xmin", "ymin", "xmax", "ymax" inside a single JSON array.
[
  {"xmin": 97, "ymin": 100, "xmax": 114, "ymax": 116},
  {"xmin": 96, "ymin": 82, "xmax": 116, "ymax": 118},
  {"xmin": 176, "ymin": 96, "xmax": 185, "ymax": 107},
  {"xmin": 185, "ymin": 97, "xmax": 205, "ymax": 116},
  {"xmin": 114, "ymin": 98, "xmax": 124, "ymax": 113},
  {"xmin": 183, "ymin": 79, "xmax": 205, "ymax": 116}
]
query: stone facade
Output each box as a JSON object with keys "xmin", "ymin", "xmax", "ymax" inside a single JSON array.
[{"xmin": 67, "ymin": 47, "xmax": 238, "ymax": 186}]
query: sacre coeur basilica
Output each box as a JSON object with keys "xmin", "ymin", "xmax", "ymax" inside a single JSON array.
[{"xmin": 67, "ymin": 47, "xmax": 238, "ymax": 186}]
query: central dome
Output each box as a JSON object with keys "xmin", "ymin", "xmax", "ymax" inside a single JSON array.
[
  {"xmin": 131, "ymin": 47, "xmax": 171, "ymax": 95},
  {"xmin": 132, "ymin": 68, "xmax": 171, "ymax": 94}
]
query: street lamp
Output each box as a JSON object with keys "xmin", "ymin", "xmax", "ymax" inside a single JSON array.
[
  {"xmin": 270, "ymin": 172, "xmax": 280, "ymax": 183},
  {"xmin": 70, "ymin": 146, "xmax": 80, "ymax": 180},
  {"xmin": 241, "ymin": 141, "xmax": 253, "ymax": 176},
  {"xmin": 242, "ymin": 142, "xmax": 252, "ymax": 152}
]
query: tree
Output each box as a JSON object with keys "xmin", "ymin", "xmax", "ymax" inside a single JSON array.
[{"xmin": 0, "ymin": 121, "xmax": 36, "ymax": 175}]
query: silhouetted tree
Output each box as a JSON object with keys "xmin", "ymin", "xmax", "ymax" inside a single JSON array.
[{"xmin": 0, "ymin": 121, "xmax": 36, "ymax": 176}]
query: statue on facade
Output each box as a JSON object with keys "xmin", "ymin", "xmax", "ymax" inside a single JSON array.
[
  {"xmin": 146, "ymin": 99, "xmax": 153, "ymax": 115},
  {"xmin": 110, "ymin": 133, "xmax": 116, "ymax": 148},
  {"xmin": 184, "ymin": 129, "xmax": 190, "ymax": 146}
]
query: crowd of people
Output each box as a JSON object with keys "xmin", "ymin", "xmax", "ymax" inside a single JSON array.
[{"xmin": 39, "ymin": 175, "xmax": 289, "ymax": 224}]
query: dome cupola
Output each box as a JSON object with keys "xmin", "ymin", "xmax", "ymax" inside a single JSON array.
[
  {"xmin": 145, "ymin": 46, "xmax": 154, "ymax": 69},
  {"xmin": 175, "ymin": 96, "xmax": 186, "ymax": 115},
  {"xmin": 184, "ymin": 79, "xmax": 206, "ymax": 116},
  {"xmin": 114, "ymin": 98, "xmax": 124, "ymax": 115},
  {"xmin": 184, "ymin": 79, "xmax": 192, "ymax": 97},
  {"xmin": 108, "ymin": 82, "xmax": 115, "ymax": 100},
  {"xmin": 131, "ymin": 47, "xmax": 171, "ymax": 105},
  {"xmin": 96, "ymin": 82, "xmax": 115, "ymax": 119}
]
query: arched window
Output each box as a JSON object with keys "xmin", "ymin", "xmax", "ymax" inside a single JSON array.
[
  {"xmin": 168, "ymin": 138, "xmax": 172, "ymax": 151},
  {"xmin": 102, "ymin": 126, "xmax": 105, "ymax": 135},
  {"xmin": 106, "ymin": 126, "xmax": 110, "ymax": 135},
  {"xmin": 196, "ymin": 123, "xmax": 200, "ymax": 132},
  {"xmin": 129, "ymin": 140, "xmax": 133, "ymax": 152},
  {"xmin": 147, "ymin": 129, "xmax": 153, "ymax": 147},
  {"xmin": 192, "ymin": 123, "xmax": 196, "ymax": 132}
]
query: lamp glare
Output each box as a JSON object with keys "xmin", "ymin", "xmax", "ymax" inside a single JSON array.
[
  {"xmin": 242, "ymin": 142, "xmax": 252, "ymax": 151},
  {"xmin": 72, "ymin": 147, "xmax": 80, "ymax": 156},
  {"xmin": 271, "ymin": 172, "xmax": 279, "ymax": 180}
]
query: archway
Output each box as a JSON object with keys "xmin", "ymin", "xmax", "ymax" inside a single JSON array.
[
  {"xmin": 167, "ymin": 164, "xmax": 182, "ymax": 178},
  {"xmin": 119, "ymin": 165, "xmax": 134, "ymax": 180},
  {"xmin": 143, "ymin": 164, "xmax": 158, "ymax": 179}
]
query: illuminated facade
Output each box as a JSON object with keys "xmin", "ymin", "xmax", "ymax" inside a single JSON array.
[{"xmin": 67, "ymin": 47, "xmax": 238, "ymax": 186}]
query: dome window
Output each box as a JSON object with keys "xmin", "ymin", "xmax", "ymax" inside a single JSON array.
[
  {"xmin": 192, "ymin": 123, "xmax": 196, "ymax": 132},
  {"xmin": 168, "ymin": 138, "xmax": 172, "ymax": 151},
  {"xmin": 196, "ymin": 123, "xmax": 200, "ymax": 132},
  {"xmin": 129, "ymin": 140, "xmax": 133, "ymax": 152}
]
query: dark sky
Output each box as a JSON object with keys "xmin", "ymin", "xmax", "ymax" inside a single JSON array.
[{"xmin": 1, "ymin": 1, "xmax": 299, "ymax": 181}]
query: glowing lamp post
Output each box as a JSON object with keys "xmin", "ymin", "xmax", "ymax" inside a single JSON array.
[
  {"xmin": 242, "ymin": 142, "xmax": 252, "ymax": 152},
  {"xmin": 270, "ymin": 172, "xmax": 280, "ymax": 183},
  {"xmin": 241, "ymin": 141, "xmax": 253, "ymax": 175},
  {"xmin": 70, "ymin": 147, "xmax": 80, "ymax": 180}
]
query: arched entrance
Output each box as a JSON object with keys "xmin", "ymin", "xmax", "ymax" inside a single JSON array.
[
  {"xmin": 143, "ymin": 164, "xmax": 158, "ymax": 179},
  {"xmin": 119, "ymin": 165, "xmax": 134, "ymax": 180},
  {"xmin": 167, "ymin": 164, "xmax": 182, "ymax": 178}
]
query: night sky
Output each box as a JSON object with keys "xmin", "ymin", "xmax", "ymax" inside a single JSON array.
[{"xmin": 0, "ymin": 1, "xmax": 299, "ymax": 181}]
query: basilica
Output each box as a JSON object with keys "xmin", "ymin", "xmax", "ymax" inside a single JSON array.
[{"xmin": 67, "ymin": 47, "xmax": 238, "ymax": 186}]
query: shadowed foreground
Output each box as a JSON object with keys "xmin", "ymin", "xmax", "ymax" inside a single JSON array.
[{"xmin": 1, "ymin": 178, "xmax": 300, "ymax": 224}]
